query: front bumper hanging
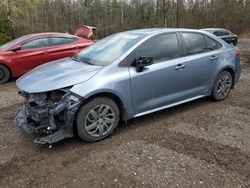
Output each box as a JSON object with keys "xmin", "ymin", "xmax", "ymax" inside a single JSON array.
[{"xmin": 15, "ymin": 93, "xmax": 82, "ymax": 144}]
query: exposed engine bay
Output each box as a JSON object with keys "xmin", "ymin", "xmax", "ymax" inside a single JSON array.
[{"xmin": 15, "ymin": 88, "xmax": 83, "ymax": 144}]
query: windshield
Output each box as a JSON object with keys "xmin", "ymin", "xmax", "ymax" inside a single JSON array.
[
  {"xmin": 75, "ymin": 33, "xmax": 145, "ymax": 66},
  {"xmin": 0, "ymin": 35, "xmax": 28, "ymax": 50}
]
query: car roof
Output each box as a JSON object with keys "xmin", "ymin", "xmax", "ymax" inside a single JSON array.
[
  {"xmin": 202, "ymin": 28, "xmax": 230, "ymax": 31},
  {"xmin": 122, "ymin": 28, "xmax": 210, "ymax": 36},
  {"xmin": 26, "ymin": 32, "xmax": 78, "ymax": 38}
]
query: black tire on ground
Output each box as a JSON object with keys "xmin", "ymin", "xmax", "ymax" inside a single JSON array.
[
  {"xmin": 0, "ymin": 64, "xmax": 10, "ymax": 84},
  {"xmin": 76, "ymin": 97, "xmax": 120, "ymax": 142},
  {"xmin": 212, "ymin": 71, "xmax": 233, "ymax": 101}
]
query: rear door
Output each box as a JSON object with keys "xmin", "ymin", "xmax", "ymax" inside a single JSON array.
[
  {"xmin": 48, "ymin": 36, "xmax": 80, "ymax": 60},
  {"xmin": 12, "ymin": 36, "xmax": 51, "ymax": 74},
  {"xmin": 179, "ymin": 32, "xmax": 222, "ymax": 98}
]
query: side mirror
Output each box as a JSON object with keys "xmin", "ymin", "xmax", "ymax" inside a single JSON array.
[
  {"xmin": 9, "ymin": 45, "xmax": 21, "ymax": 52},
  {"xmin": 135, "ymin": 56, "xmax": 153, "ymax": 72}
]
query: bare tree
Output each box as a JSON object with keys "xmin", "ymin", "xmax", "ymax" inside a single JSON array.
[{"xmin": 0, "ymin": 0, "xmax": 250, "ymax": 41}]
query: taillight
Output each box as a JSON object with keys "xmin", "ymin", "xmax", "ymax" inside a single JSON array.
[{"xmin": 235, "ymin": 50, "xmax": 240, "ymax": 56}]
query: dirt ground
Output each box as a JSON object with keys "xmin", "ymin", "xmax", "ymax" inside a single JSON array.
[{"xmin": 0, "ymin": 40, "xmax": 250, "ymax": 188}]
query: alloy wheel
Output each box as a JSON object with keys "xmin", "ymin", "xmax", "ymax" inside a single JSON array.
[
  {"xmin": 216, "ymin": 74, "xmax": 232, "ymax": 99},
  {"xmin": 84, "ymin": 104, "xmax": 115, "ymax": 138}
]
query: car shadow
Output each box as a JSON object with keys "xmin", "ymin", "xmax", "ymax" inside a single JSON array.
[
  {"xmin": 49, "ymin": 97, "xmax": 213, "ymax": 149},
  {"xmin": 117, "ymin": 97, "xmax": 212, "ymax": 133},
  {"xmin": 41, "ymin": 97, "xmax": 250, "ymax": 180}
]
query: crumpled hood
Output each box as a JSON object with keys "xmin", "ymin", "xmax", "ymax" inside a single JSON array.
[{"xmin": 17, "ymin": 57, "xmax": 102, "ymax": 93}]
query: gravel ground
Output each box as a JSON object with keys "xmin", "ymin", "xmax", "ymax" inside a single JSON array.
[{"xmin": 0, "ymin": 41, "xmax": 250, "ymax": 188}]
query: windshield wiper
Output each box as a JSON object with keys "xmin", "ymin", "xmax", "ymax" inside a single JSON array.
[
  {"xmin": 72, "ymin": 56, "xmax": 82, "ymax": 63},
  {"xmin": 72, "ymin": 55, "xmax": 93, "ymax": 65},
  {"xmin": 81, "ymin": 57, "xmax": 93, "ymax": 65}
]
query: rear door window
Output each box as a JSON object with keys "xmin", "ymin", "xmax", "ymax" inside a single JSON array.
[
  {"xmin": 51, "ymin": 37, "xmax": 77, "ymax": 46},
  {"xmin": 21, "ymin": 37, "xmax": 50, "ymax": 50},
  {"xmin": 182, "ymin": 33, "xmax": 207, "ymax": 55},
  {"xmin": 136, "ymin": 33, "xmax": 179, "ymax": 63}
]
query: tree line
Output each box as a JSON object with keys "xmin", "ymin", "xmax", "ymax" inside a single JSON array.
[{"xmin": 0, "ymin": 0, "xmax": 250, "ymax": 44}]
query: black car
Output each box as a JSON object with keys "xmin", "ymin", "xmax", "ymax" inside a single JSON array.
[{"xmin": 202, "ymin": 28, "xmax": 238, "ymax": 46}]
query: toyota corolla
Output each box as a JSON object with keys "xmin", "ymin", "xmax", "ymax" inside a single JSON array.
[{"xmin": 15, "ymin": 28, "xmax": 241, "ymax": 144}]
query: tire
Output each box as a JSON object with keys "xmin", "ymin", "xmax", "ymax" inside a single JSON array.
[
  {"xmin": 76, "ymin": 97, "xmax": 120, "ymax": 142},
  {"xmin": 212, "ymin": 71, "xmax": 233, "ymax": 101},
  {"xmin": 0, "ymin": 64, "xmax": 10, "ymax": 84}
]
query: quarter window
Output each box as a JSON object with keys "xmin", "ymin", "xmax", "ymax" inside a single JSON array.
[
  {"xmin": 51, "ymin": 37, "xmax": 77, "ymax": 46},
  {"xmin": 204, "ymin": 35, "xmax": 222, "ymax": 51},
  {"xmin": 21, "ymin": 38, "xmax": 50, "ymax": 50},
  {"xmin": 182, "ymin": 33, "xmax": 207, "ymax": 55},
  {"xmin": 136, "ymin": 33, "xmax": 179, "ymax": 63}
]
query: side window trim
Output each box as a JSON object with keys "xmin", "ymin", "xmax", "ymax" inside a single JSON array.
[{"xmin": 20, "ymin": 36, "xmax": 51, "ymax": 50}]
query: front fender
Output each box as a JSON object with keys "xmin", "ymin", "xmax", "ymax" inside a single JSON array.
[{"xmin": 70, "ymin": 66, "xmax": 134, "ymax": 119}]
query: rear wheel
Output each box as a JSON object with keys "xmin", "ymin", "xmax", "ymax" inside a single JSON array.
[
  {"xmin": 0, "ymin": 65, "xmax": 10, "ymax": 84},
  {"xmin": 212, "ymin": 71, "xmax": 233, "ymax": 101},
  {"xmin": 76, "ymin": 97, "xmax": 120, "ymax": 142}
]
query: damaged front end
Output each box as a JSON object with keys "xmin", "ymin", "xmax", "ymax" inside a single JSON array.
[{"xmin": 15, "ymin": 88, "xmax": 83, "ymax": 144}]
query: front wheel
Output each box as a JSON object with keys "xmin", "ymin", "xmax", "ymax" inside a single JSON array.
[
  {"xmin": 76, "ymin": 97, "xmax": 120, "ymax": 142},
  {"xmin": 212, "ymin": 71, "xmax": 233, "ymax": 101},
  {"xmin": 0, "ymin": 65, "xmax": 10, "ymax": 84}
]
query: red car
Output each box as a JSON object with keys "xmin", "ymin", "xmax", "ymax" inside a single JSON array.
[{"xmin": 0, "ymin": 32, "xmax": 93, "ymax": 84}]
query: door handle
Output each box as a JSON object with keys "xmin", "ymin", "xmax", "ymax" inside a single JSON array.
[
  {"xmin": 210, "ymin": 55, "xmax": 218, "ymax": 61},
  {"xmin": 174, "ymin": 64, "xmax": 186, "ymax": 70},
  {"xmin": 43, "ymin": 51, "xmax": 48, "ymax": 55}
]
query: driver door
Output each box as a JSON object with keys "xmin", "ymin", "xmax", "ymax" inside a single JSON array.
[{"xmin": 129, "ymin": 33, "xmax": 187, "ymax": 115}]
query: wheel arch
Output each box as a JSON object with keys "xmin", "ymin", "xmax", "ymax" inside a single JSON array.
[
  {"xmin": 80, "ymin": 92, "xmax": 127, "ymax": 121},
  {"xmin": 223, "ymin": 67, "xmax": 235, "ymax": 89},
  {"xmin": 211, "ymin": 66, "xmax": 236, "ymax": 96}
]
